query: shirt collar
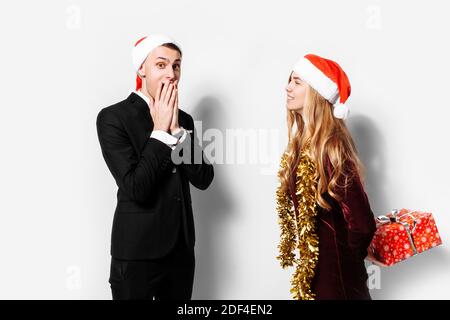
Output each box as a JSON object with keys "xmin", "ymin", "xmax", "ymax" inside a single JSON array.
[{"xmin": 133, "ymin": 89, "xmax": 153, "ymax": 107}]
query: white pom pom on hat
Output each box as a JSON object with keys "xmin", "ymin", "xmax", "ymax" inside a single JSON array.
[
  {"xmin": 332, "ymin": 103, "xmax": 349, "ymax": 120},
  {"xmin": 292, "ymin": 54, "xmax": 351, "ymax": 120},
  {"xmin": 131, "ymin": 34, "xmax": 181, "ymax": 91}
]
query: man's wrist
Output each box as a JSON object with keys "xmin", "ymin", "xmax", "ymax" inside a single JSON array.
[
  {"xmin": 150, "ymin": 130, "xmax": 179, "ymax": 147},
  {"xmin": 154, "ymin": 125, "xmax": 170, "ymax": 133},
  {"xmin": 171, "ymin": 127, "xmax": 181, "ymax": 135}
]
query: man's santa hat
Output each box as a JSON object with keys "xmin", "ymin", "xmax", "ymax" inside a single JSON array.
[
  {"xmin": 292, "ymin": 54, "xmax": 351, "ymax": 120},
  {"xmin": 132, "ymin": 34, "xmax": 181, "ymax": 91}
]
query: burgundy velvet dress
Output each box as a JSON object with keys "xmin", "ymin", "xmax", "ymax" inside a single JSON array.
[{"xmin": 289, "ymin": 158, "xmax": 377, "ymax": 300}]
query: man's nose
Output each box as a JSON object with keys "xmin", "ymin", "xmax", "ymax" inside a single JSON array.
[{"xmin": 165, "ymin": 68, "xmax": 175, "ymax": 80}]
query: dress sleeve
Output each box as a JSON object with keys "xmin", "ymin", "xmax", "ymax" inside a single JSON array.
[{"xmin": 327, "ymin": 158, "xmax": 377, "ymax": 259}]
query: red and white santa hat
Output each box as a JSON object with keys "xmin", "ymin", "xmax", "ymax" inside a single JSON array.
[
  {"xmin": 292, "ymin": 54, "xmax": 351, "ymax": 120},
  {"xmin": 132, "ymin": 34, "xmax": 181, "ymax": 91}
]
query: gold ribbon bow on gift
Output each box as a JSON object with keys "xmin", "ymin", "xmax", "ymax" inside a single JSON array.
[{"xmin": 376, "ymin": 209, "xmax": 418, "ymax": 255}]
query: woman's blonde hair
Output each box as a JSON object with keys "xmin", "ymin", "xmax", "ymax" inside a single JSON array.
[{"xmin": 279, "ymin": 75, "xmax": 365, "ymax": 211}]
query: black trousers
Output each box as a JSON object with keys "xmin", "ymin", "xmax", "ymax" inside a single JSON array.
[{"xmin": 109, "ymin": 226, "xmax": 195, "ymax": 300}]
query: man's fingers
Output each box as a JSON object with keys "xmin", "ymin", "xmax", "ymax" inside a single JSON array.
[
  {"xmin": 169, "ymin": 86, "xmax": 177, "ymax": 108},
  {"xmin": 174, "ymin": 86, "xmax": 178, "ymax": 111},
  {"xmin": 155, "ymin": 81, "xmax": 163, "ymax": 102},
  {"xmin": 164, "ymin": 83, "xmax": 174, "ymax": 105},
  {"xmin": 174, "ymin": 91, "xmax": 178, "ymax": 109},
  {"xmin": 160, "ymin": 81, "xmax": 169, "ymax": 103},
  {"xmin": 174, "ymin": 92, "xmax": 179, "ymax": 118}
]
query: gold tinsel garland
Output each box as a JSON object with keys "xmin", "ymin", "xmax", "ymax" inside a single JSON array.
[{"xmin": 276, "ymin": 144, "xmax": 319, "ymax": 300}]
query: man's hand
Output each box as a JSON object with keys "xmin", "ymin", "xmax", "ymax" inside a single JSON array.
[
  {"xmin": 170, "ymin": 80, "xmax": 180, "ymax": 134},
  {"xmin": 149, "ymin": 81, "xmax": 177, "ymax": 132}
]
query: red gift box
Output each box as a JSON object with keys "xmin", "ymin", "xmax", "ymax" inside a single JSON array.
[{"xmin": 369, "ymin": 208, "xmax": 442, "ymax": 266}]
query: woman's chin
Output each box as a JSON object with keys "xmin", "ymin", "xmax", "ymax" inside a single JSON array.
[{"xmin": 286, "ymin": 103, "xmax": 300, "ymax": 111}]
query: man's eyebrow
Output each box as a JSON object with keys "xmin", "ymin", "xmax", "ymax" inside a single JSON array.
[{"xmin": 156, "ymin": 57, "xmax": 181, "ymax": 63}]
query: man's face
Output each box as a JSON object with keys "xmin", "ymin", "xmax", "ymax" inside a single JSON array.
[{"xmin": 138, "ymin": 45, "xmax": 182, "ymax": 99}]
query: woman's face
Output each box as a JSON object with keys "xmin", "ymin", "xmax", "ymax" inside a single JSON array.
[{"xmin": 285, "ymin": 71, "xmax": 307, "ymax": 113}]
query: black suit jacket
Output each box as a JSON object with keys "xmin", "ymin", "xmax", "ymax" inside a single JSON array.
[{"xmin": 96, "ymin": 92, "xmax": 214, "ymax": 260}]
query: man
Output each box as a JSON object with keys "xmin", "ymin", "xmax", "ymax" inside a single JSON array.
[{"xmin": 96, "ymin": 34, "xmax": 214, "ymax": 300}]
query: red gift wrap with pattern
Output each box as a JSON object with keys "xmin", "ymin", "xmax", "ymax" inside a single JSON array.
[{"xmin": 369, "ymin": 208, "xmax": 442, "ymax": 266}]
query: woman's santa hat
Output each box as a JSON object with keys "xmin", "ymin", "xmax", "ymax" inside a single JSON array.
[
  {"xmin": 292, "ymin": 54, "xmax": 351, "ymax": 120},
  {"xmin": 132, "ymin": 34, "xmax": 181, "ymax": 91}
]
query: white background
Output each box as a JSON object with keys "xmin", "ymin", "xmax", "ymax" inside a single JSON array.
[{"xmin": 0, "ymin": 0, "xmax": 449, "ymax": 299}]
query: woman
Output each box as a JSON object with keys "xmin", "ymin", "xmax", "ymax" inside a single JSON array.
[{"xmin": 276, "ymin": 54, "xmax": 377, "ymax": 300}]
